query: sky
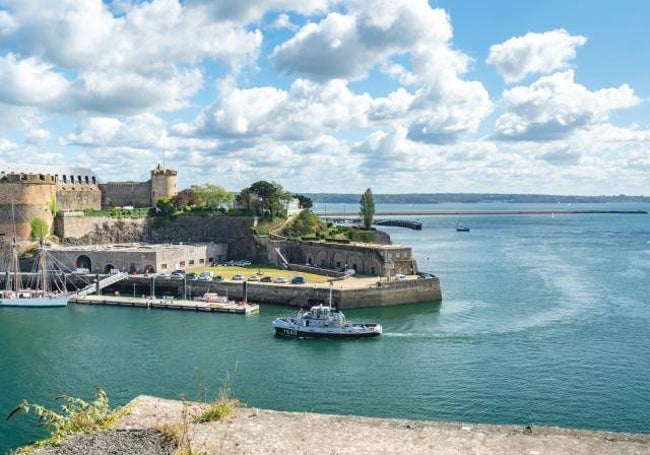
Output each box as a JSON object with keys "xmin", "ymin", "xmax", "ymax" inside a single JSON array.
[{"xmin": 0, "ymin": 0, "xmax": 648, "ymax": 196}]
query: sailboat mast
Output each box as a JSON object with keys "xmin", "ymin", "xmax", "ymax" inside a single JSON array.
[{"xmin": 10, "ymin": 204, "xmax": 19, "ymax": 293}]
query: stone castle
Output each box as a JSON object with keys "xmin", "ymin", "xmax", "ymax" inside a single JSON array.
[{"xmin": 0, "ymin": 163, "xmax": 176, "ymax": 241}]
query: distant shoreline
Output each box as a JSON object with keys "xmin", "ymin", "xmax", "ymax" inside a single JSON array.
[{"xmin": 319, "ymin": 210, "xmax": 649, "ymax": 216}]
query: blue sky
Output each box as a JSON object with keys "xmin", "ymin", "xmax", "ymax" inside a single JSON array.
[{"xmin": 0, "ymin": 0, "xmax": 648, "ymax": 195}]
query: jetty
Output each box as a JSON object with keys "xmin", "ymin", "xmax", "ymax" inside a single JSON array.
[{"xmin": 70, "ymin": 294, "xmax": 259, "ymax": 315}]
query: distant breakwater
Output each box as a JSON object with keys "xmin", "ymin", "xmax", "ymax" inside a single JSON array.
[{"xmin": 318, "ymin": 210, "xmax": 648, "ymax": 217}]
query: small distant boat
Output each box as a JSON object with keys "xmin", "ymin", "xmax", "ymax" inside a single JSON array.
[
  {"xmin": 0, "ymin": 205, "xmax": 69, "ymax": 307},
  {"xmin": 272, "ymin": 285, "xmax": 382, "ymax": 338},
  {"xmin": 456, "ymin": 216, "xmax": 470, "ymax": 232}
]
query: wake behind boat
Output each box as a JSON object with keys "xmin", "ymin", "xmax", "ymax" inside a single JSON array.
[{"xmin": 272, "ymin": 284, "xmax": 382, "ymax": 338}]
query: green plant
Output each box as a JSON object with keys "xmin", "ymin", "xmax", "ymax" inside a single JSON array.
[
  {"xmin": 196, "ymin": 366, "xmax": 240, "ymax": 423},
  {"xmin": 156, "ymin": 398, "xmax": 200, "ymax": 455},
  {"xmin": 29, "ymin": 217, "xmax": 49, "ymax": 241},
  {"xmin": 7, "ymin": 387, "xmax": 126, "ymax": 451}
]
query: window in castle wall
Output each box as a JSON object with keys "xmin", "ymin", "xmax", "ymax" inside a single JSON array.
[
  {"xmin": 189, "ymin": 260, "xmax": 195, "ymax": 265},
  {"xmin": 161, "ymin": 263, "xmax": 168, "ymax": 269},
  {"xmin": 180, "ymin": 261, "xmax": 186, "ymax": 267},
  {"xmin": 199, "ymin": 259, "xmax": 205, "ymax": 264}
]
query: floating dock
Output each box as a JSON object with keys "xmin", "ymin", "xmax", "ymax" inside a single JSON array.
[{"xmin": 70, "ymin": 295, "xmax": 259, "ymax": 315}]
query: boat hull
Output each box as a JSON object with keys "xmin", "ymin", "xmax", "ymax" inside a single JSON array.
[
  {"xmin": 0, "ymin": 294, "xmax": 69, "ymax": 307},
  {"xmin": 273, "ymin": 321, "xmax": 382, "ymax": 339}
]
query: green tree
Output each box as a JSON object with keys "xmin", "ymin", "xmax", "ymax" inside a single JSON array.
[
  {"xmin": 193, "ymin": 184, "xmax": 234, "ymax": 211},
  {"xmin": 294, "ymin": 194, "xmax": 313, "ymax": 209},
  {"xmin": 359, "ymin": 188, "xmax": 375, "ymax": 229},
  {"xmin": 155, "ymin": 197, "xmax": 176, "ymax": 217},
  {"xmin": 248, "ymin": 180, "xmax": 291, "ymax": 220}
]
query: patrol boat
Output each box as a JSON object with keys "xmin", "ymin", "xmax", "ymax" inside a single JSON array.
[{"xmin": 272, "ymin": 285, "xmax": 382, "ymax": 339}]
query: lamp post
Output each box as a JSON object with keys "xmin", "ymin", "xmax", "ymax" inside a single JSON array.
[{"xmin": 133, "ymin": 283, "xmax": 136, "ymax": 298}]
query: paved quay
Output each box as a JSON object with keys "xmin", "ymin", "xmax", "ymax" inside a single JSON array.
[
  {"xmin": 109, "ymin": 396, "xmax": 648, "ymax": 455},
  {"xmin": 71, "ymin": 294, "xmax": 259, "ymax": 314}
]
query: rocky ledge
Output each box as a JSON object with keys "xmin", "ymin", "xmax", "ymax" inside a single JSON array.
[{"xmin": 32, "ymin": 395, "xmax": 650, "ymax": 455}]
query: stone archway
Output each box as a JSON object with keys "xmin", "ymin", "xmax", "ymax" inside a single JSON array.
[
  {"xmin": 76, "ymin": 255, "xmax": 92, "ymax": 271},
  {"xmin": 143, "ymin": 264, "xmax": 156, "ymax": 273},
  {"xmin": 104, "ymin": 264, "xmax": 115, "ymax": 274}
]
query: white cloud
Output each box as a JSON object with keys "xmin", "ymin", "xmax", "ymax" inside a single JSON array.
[
  {"xmin": 69, "ymin": 68, "xmax": 203, "ymax": 114},
  {"xmin": 0, "ymin": 53, "xmax": 69, "ymax": 106},
  {"xmin": 186, "ymin": 78, "xmax": 373, "ymax": 140},
  {"xmin": 487, "ymin": 29, "xmax": 587, "ymax": 83},
  {"xmin": 272, "ymin": 0, "xmax": 452, "ymax": 81},
  {"xmin": 494, "ymin": 70, "xmax": 640, "ymax": 141},
  {"xmin": 185, "ymin": 0, "xmax": 331, "ymax": 23},
  {"xmin": 0, "ymin": 0, "xmax": 263, "ymax": 73},
  {"xmin": 66, "ymin": 114, "xmax": 166, "ymax": 149}
]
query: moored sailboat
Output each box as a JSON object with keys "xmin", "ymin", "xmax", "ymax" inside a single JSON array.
[{"xmin": 0, "ymin": 206, "xmax": 69, "ymax": 307}]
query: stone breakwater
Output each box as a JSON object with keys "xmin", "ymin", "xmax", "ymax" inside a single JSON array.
[{"xmin": 32, "ymin": 396, "xmax": 650, "ymax": 455}]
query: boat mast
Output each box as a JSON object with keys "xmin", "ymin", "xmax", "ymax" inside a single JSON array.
[
  {"xmin": 328, "ymin": 281, "xmax": 333, "ymax": 309},
  {"xmin": 10, "ymin": 204, "xmax": 19, "ymax": 293}
]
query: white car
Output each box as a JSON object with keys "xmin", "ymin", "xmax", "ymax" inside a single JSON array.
[
  {"xmin": 274, "ymin": 277, "xmax": 288, "ymax": 284},
  {"xmin": 231, "ymin": 274, "xmax": 245, "ymax": 280},
  {"xmin": 395, "ymin": 274, "xmax": 407, "ymax": 281}
]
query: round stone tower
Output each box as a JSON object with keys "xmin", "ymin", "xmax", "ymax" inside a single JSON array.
[
  {"xmin": 0, "ymin": 172, "xmax": 57, "ymax": 242},
  {"xmin": 150, "ymin": 164, "xmax": 177, "ymax": 205}
]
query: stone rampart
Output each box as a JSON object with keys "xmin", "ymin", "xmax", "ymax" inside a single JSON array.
[
  {"xmin": 99, "ymin": 182, "xmax": 152, "ymax": 208},
  {"xmin": 109, "ymin": 275, "xmax": 442, "ymax": 308},
  {"xmin": 56, "ymin": 186, "xmax": 102, "ymax": 211}
]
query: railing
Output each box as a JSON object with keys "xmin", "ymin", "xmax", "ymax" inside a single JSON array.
[{"xmin": 75, "ymin": 272, "xmax": 129, "ymax": 297}]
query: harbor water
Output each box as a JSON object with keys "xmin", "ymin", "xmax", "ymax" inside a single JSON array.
[{"xmin": 1, "ymin": 202, "xmax": 649, "ymax": 451}]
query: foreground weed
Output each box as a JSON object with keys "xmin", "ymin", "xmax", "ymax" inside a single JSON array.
[
  {"xmin": 155, "ymin": 397, "xmax": 201, "ymax": 455},
  {"xmin": 196, "ymin": 365, "xmax": 240, "ymax": 423},
  {"xmin": 6, "ymin": 386, "xmax": 126, "ymax": 453}
]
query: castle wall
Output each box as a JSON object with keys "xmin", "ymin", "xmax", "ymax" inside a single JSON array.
[
  {"xmin": 99, "ymin": 182, "xmax": 152, "ymax": 208},
  {"xmin": 276, "ymin": 241, "xmax": 417, "ymax": 276},
  {"xmin": 56, "ymin": 185, "xmax": 101, "ymax": 211},
  {"xmin": 0, "ymin": 179, "xmax": 56, "ymax": 240}
]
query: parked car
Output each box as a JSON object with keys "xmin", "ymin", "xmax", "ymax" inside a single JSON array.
[
  {"xmin": 260, "ymin": 276, "xmax": 272, "ymax": 282},
  {"xmin": 247, "ymin": 275, "xmax": 259, "ymax": 281},
  {"xmin": 274, "ymin": 277, "xmax": 288, "ymax": 284},
  {"xmin": 185, "ymin": 272, "xmax": 198, "ymax": 281},
  {"xmin": 171, "ymin": 269, "xmax": 185, "ymax": 275},
  {"xmin": 170, "ymin": 271, "xmax": 185, "ymax": 279},
  {"xmin": 395, "ymin": 274, "xmax": 407, "ymax": 281},
  {"xmin": 291, "ymin": 276, "xmax": 306, "ymax": 284},
  {"xmin": 231, "ymin": 274, "xmax": 245, "ymax": 280},
  {"xmin": 198, "ymin": 271, "xmax": 213, "ymax": 281}
]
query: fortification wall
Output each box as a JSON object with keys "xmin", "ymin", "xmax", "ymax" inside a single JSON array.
[
  {"xmin": 272, "ymin": 240, "xmax": 415, "ymax": 276},
  {"xmin": 99, "ymin": 182, "xmax": 152, "ymax": 208},
  {"xmin": 0, "ymin": 181, "xmax": 57, "ymax": 240},
  {"xmin": 56, "ymin": 215, "xmax": 257, "ymax": 258},
  {"xmin": 56, "ymin": 186, "xmax": 102, "ymax": 211}
]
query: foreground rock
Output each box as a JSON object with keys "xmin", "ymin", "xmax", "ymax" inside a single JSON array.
[{"xmin": 40, "ymin": 396, "xmax": 650, "ymax": 454}]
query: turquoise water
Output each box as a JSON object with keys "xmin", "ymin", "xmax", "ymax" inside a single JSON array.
[{"xmin": 2, "ymin": 203, "xmax": 649, "ymax": 451}]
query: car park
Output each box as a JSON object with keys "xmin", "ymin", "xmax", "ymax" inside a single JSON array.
[
  {"xmin": 185, "ymin": 272, "xmax": 198, "ymax": 280},
  {"xmin": 170, "ymin": 271, "xmax": 185, "ymax": 279}
]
